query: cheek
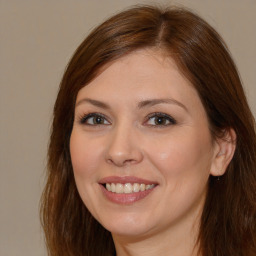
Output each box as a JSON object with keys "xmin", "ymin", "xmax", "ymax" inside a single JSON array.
[
  {"xmin": 147, "ymin": 129, "xmax": 213, "ymax": 184},
  {"xmin": 70, "ymin": 130, "xmax": 101, "ymax": 180},
  {"xmin": 69, "ymin": 130, "xmax": 104, "ymax": 213},
  {"xmin": 148, "ymin": 130, "xmax": 213, "ymax": 217}
]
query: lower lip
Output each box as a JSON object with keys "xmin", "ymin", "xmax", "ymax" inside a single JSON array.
[{"xmin": 100, "ymin": 185, "xmax": 156, "ymax": 204}]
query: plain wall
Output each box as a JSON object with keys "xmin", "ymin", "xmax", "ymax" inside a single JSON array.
[{"xmin": 1, "ymin": 0, "xmax": 255, "ymax": 255}]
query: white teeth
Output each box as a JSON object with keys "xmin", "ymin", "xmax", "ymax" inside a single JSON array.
[
  {"xmin": 133, "ymin": 183, "xmax": 140, "ymax": 192},
  {"xmin": 124, "ymin": 183, "xmax": 133, "ymax": 193},
  {"xmin": 115, "ymin": 183, "xmax": 123, "ymax": 193},
  {"xmin": 145, "ymin": 184, "xmax": 151, "ymax": 190},
  {"xmin": 105, "ymin": 183, "xmax": 156, "ymax": 193},
  {"xmin": 106, "ymin": 183, "xmax": 111, "ymax": 191},
  {"xmin": 146, "ymin": 184, "xmax": 155, "ymax": 190},
  {"xmin": 140, "ymin": 184, "xmax": 145, "ymax": 191},
  {"xmin": 111, "ymin": 183, "xmax": 116, "ymax": 193}
]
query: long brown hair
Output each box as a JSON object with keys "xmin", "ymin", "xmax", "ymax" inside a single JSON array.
[{"xmin": 40, "ymin": 5, "xmax": 256, "ymax": 256}]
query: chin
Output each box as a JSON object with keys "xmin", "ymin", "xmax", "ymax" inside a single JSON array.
[{"xmin": 99, "ymin": 212, "xmax": 155, "ymax": 238}]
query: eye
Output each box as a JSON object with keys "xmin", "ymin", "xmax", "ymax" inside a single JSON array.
[
  {"xmin": 145, "ymin": 113, "xmax": 176, "ymax": 126},
  {"xmin": 79, "ymin": 113, "xmax": 110, "ymax": 125}
]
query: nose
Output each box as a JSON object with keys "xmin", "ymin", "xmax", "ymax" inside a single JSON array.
[{"xmin": 105, "ymin": 123, "xmax": 143, "ymax": 167}]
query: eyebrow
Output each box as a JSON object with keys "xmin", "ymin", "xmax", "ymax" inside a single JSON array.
[
  {"xmin": 137, "ymin": 98, "xmax": 188, "ymax": 112},
  {"xmin": 75, "ymin": 98, "xmax": 188, "ymax": 112},
  {"xmin": 76, "ymin": 98, "xmax": 110, "ymax": 109}
]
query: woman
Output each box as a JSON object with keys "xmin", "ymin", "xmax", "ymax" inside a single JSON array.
[{"xmin": 40, "ymin": 5, "xmax": 256, "ymax": 256}]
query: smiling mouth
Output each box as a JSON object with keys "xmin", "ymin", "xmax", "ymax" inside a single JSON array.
[
  {"xmin": 104, "ymin": 183, "xmax": 156, "ymax": 194},
  {"xmin": 99, "ymin": 176, "xmax": 158, "ymax": 204}
]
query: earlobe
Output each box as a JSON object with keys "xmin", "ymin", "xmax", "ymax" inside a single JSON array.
[{"xmin": 210, "ymin": 128, "xmax": 236, "ymax": 177}]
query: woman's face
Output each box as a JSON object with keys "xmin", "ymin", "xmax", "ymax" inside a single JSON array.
[{"xmin": 70, "ymin": 49, "xmax": 219, "ymax": 239}]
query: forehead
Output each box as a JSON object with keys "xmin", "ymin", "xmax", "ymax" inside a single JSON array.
[{"xmin": 76, "ymin": 49, "xmax": 201, "ymax": 108}]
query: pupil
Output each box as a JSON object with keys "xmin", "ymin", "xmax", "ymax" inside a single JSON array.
[
  {"xmin": 95, "ymin": 116, "xmax": 102, "ymax": 124},
  {"xmin": 156, "ymin": 117, "xmax": 165, "ymax": 125}
]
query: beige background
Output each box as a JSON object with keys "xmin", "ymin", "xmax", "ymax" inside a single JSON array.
[{"xmin": 1, "ymin": 0, "xmax": 255, "ymax": 255}]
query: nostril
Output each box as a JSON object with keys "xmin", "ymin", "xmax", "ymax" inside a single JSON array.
[{"xmin": 106, "ymin": 157, "xmax": 140, "ymax": 167}]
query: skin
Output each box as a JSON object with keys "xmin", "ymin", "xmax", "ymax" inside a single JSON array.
[{"xmin": 70, "ymin": 49, "xmax": 235, "ymax": 256}]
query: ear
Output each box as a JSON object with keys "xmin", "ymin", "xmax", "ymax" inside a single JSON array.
[{"xmin": 210, "ymin": 128, "xmax": 236, "ymax": 177}]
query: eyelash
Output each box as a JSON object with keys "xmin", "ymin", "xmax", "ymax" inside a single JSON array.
[
  {"xmin": 78, "ymin": 112, "xmax": 177, "ymax": 127},
  {"xmin": 79, "ymin": 112, "xmax": 110, "ymax": 125},
  {"xmin": 145, "ymin": 112, "xmax": 177, "ymax": 126}
]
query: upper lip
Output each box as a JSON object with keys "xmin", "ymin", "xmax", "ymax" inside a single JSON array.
[{"xmin": 99, "ymin": 176, "xmax": 158, "ymax": 185}]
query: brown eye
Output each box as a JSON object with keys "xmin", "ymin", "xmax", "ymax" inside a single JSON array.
[
  {"xmin": 93, "ymin": 116, "xmax": 105, "ymax": 124},
  {"xmin": 146, "ymin": 113, "xmax": 176, "ymax": 126},
  {"xmin": 80, "ymin": 113, "xmax": 110, "ymax": 125},
  {"xmin": 154, "ymin": 116, "xmax": 168, "ymax": 125}
]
